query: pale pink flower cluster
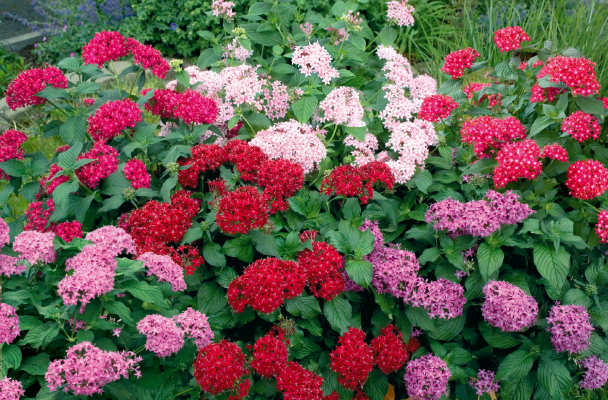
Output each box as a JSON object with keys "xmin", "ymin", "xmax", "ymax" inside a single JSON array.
[
  {"xmin": 13, "ymin": 230, "xmax": 56, "ymax": 265},
  {"xmin": 0, "ymin": 377, "xmax": 25, "ymax": 400},
  {"xmin": 259, "ymin": 80, "xmax": 290, "ymax": 120},
  {"xmin": 221, "ymin": 64, "xmax": 265, "ymax": 106},
  {"xmin": 138, "ymin": 252, "xmax": 187, "ymax": 292},
  {"xmin": 0, "ymin": 217, "xmax": 9, "ymax": 247},
  {"xmin": 292, "ymin": 42, "xmax": 339, "ymax": 85},
  {"xmin": 387, "ymin": 0, "xmax": 415, "ymax": 27},
  {"xmin": 46, "ymin": 342, "xmax": 142, "ymax": 396},
  {"xmin": 317, "ymin": 86, "xmax": 365, "ymax": 127},
  {"xmin": 326, "ymin": 26, "xmax": 349, "ymax": 46},
  {"xmin": 174, "ymin": 307, "xmax": 214, "ymax": 349},
  {"xmin": 211, "ymin": 0, "xmax": 236, "ymax": 20},
  {"xmin": 300, "ymin": 22, "xmax": 313, "ymax": 38},
  {"xmin": 578, "ymin": 356, "xmax": 608, "ymax": 390},
  {"xmin": 250, "ymin": 120, "xmax": 327, "ymax": 174},
  {"xmin": 85, "ymin": 225, "xmax": 136, "ymax": 256},
  {"xmin": 410, "ymin": 75, "xmax": 438, "ymax": 101},
  {"xmin": 0, "ymin": 254, "xmax": 25, "ymax": 277},
  {"xmin": 344, "ymin": 132, "xmax": 384, "ymax": 167},
  {"xmin": 386, "ymin": 120, "xmax": 438, "ymax": 184},
  {"xmin": 0, "ymin": 303, "xmax": 20, "ymax": 344},
  {"xmin": 137, "ymin": 314, "xmax": 185, "ymax": 357},
  {"xmin": 222, "ymin": 38, "xmax": 253, "ymax": 63}
]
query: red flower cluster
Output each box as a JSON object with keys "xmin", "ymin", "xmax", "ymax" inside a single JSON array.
[
  {"xmin": 561, "ymin": 111, "xmax": 601, "ymax": 143},
  {"xmin": 227, "ymin": 257, "xmax": 306, "ymax": 314},
  {"xmin": 276, "ymin": 361, "xmax": 330, "ymax": 400},
  {"xmin": 537, "ymin": 56, "xmax": 600, "ymax": 96},
  {"xmin": 178, "ymin": 144, "xmax": 228, "ymax": 188},
  {"xmin": 493, "ymin": 139, "xmax": 542, "ymax": 188},
  {"xmin": 37, "ymin": 164, "xmax": 69, "ymax": 199},
  {"xmin": 251, "ymin": 328, "xmax": 289, "ymax": 378},
  {"xmin": 82, "ymin": 31, "xmax": 129, "ymax": 67},
  {"xmin": 566, "ymin": 160, "xmax": 608, "ymax": 200},
  {"xmin": 441, "ymin": 47, "xmax": 480, "ymax": 79},
  {"xmin": 600, "ymin": 97, "xmax": 608, "ymax": 109},
  {"xmin": 541, "ymin": 144, "xmax": 569, "ymax": 163},
  {"xmin": 461, "ymin": 116, "xmax": 527, "ymax": 159},
  {"xmin": 406, "ymin": 336, "xmax": 422, "ymax": 353},
  {"xmin": 144, "ymin": 89, "xmax": 218, "ymax": 125},
  {"xmin": 463, "ymin": 82, "xmax": 501, "ymax": 108},
  {"xmin": 330, "ymin": 327, "xmax": 374, "ymax": 390},
  {"xmin": 493, "ymin": 26, "xmax": 530, "ymax": 52},
  {"xmin": 0, "ymin": 130, "xmax": 27, "ymax": 180},
  {"xmin": 24, "ymin": 199, "xmax": 55, "ymax": 232},
  {"xmin": 299, "ymin": 230, "xmax": 319, "ymax": 242},
  {"xmin": 217, "ymin": 186, "xmax": 269, "ymax": 235},
  {"xmin": 370, "ymin": 325, "xmax": 409, "ymax": 374},
  {"xmin": 530, "ymin": 84, "xmax": 565, "ymax": 103},
  {"xmin": 124, "ymin": 159, "xmax": 150, "ymax": 190},
  {"xmin": 257, "ymin": 159, "xmax": 304, "ymax": 213},
  {"xmin": 322, "ymin": 162, "xmax": 394, "ymax": 204},
  {"xmin": 169, "ymin": 245, "xmax": 204, "ymax": 275},
  {"xmin": 225, "ymin": 140, "xmax": 269, "ymax": 182},
  {"xmin": 127, "ymin": 38, "xmax": 170, "ymax": 79},
  {"xmin": 55, "ymin": 221, "xmax": 83, "ymax": 243},
  {"xmin": 418, "ymin": 94, "xmax": 459, "ymax": 122},
  {"xmin": 6, "ymin": 67, "xmax": 68, "ymax": 110},
  {"xmin": 88, "ymin": 99, "xmax": 142, "ymax": 142},
  {"xmin": 596, "ymin": 210, "xmax": 608, "ymax": 243},
  {"xmin": 297, "ymin": 242, "xmax": 345, "ymax": 301},
  {"xmin": 75, "ymin": 142, "xmax": 119, "ymax": 189},
  {"xmin": 194, "ymin": 340, "xmax": 249, "ymax": 398}
]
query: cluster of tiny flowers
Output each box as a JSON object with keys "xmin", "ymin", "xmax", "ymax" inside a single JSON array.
[
  {"xmin": 82, "ymin": 31, "xmax": 129, "ymax": 66},
  {"xmin": 547, "ymin": 303, "xmax": 594, "ymax": 354},
  {"xmin": 300, "ymin": 22, "xmax": 313, "ymax": 37},
  {"xmin": 222, "ymin": 37, "xmax": 253, "ymax": 62},
  {"xmin": 178, "ymin": 143, "xmax": 227, "ymax": 188},
  {"xmin": 344, "ymin": 132, "xmax": 387, "ymax": 167},
  {"xmin": 46, "ymin": 342, "xmax": 142, "ymax": 396},
  {"xmin": 596, "ymin": 210, "xmax": 608, "ymax": 243},
  {"xmin": 0, "ymin": 130, "xmax": 27, "ymax": 180},
  {"xmin": 0, "ymin": 303, "xmax": 20, "ymax": 344},
  {"xmin": 404, "ymin": 354, "xmax": 451, "ymax": 400},
  {"xmin": 418, "ymin": 94, "xmax": 459, "ymax": 122},
  {"xmin": 493, "ymin": 26, "xmax": 530, "ymax": 52},
  {"xmin": 387, "ymin": 0, "xmax": 415, "ymax": 26},
  {"xmin": 173, "ymin": 307, "xmax": 214, "ymax": 349},
  {"xmin": 322, "ymin": 162, "xmax": 395, "ymax": 204},
  {"xmin": 193, "ymin": 340, "xmax": 249, "ymax": 397},
  {"xmin": 566, "ymin": 159, "xmax": 608, "ymax": 200},
  {"xmin": 24, "ymin": 199, "xmax": 55, "ymax": 232},
  {"xmin": 211, "ymin": 0, "xmax": 236, "ymax": 20},
  {"xmin": 370, "ymin": 324, "xmax": 409, "ymax": 374},
  {"xmin": 481, "ymin": 281, "xmax": 538, "ymax": 332},
  {"xmin": 470, "ymin": 370, "xmax": 500, "ymax": 396},
  {"xmin": 55, "ymin": 221, "xmax": 83, "ymax": 243},
  {"xmin": 13, "ymin": 230, "xmax": 56, "ymax": 265},
  {"xmin": 224, "ymin": 139, "xmax": 269, "ymax": 182},
  {"xmin": 541, "ymin": 143, "xmax": 569, "ymax": 162},
  {"xmin": 138, "ymin": 252, "xmax": 187, "ymax": 292},
  {"xmin": 330, "ymin": 327, "xmax": 375, "ymax": 390},
  {"xmin": 76, "ymin": 142, "xmax": 119, "ymax": 189},
  {"xmin": 420, "ymin": 278, "xmax": 466, "ymax": 319},
  {"xmin": 441, "ymin": 47, "xmax": 480, "ymax": 79},
  {"xmin": 317, "ymin": 86, "xmax": 365, "ymax": 127},
  {"xmin": 257, "ymin": 159, "xmax": 304, "ymax": 213},
  {"xmin": 0, "ymin": 377, "xmax": 25, "ymax": 400},
  {"xmin": 297, "ymin": 242, "xmax": 345, "ymax": 301},
  {"xmin": 251, "ymin": 328, "xmax": 289, "ymax": 378},
  {"xmin": 493, "ymin": 139, "xmax": 542, "ymax": 188},
  {"xmin": 0, "ymin": 254, "xmax": 24, "ymax": 277},
  {"xmin": 124, "ymin": 159, "xmax": 150, "ymax": 189},
  {"xmin": 0, "ymin": 216, "xmax": 9, "ymax": 246},
  {"xmin": 530, "ymin": 84, "xmax": 565, "ymax": 103},
  {"xmin": 39, "ymin": 164, "xmax": 68, "ymax": 197},
  {"xmin": 85, "ymin": 225, "xmax": 136, "ymax": 256},
  {"xmin": 170, "ymin": 245, "xmax": 204, "ymax": 275},
  {"xmin": 461, "ymin": 116, "xmax": 527, "ymax": 159},
  {"xmin": 88, "ymin": 99, "xmax": 142, "ymax": 142},
  {"xmin": 292, "ymin": 42, "xmax": 340, "ymax": 85},
  {"xmin": 250, "ymin": 120, "xmax": 327, "ymax": 174},
  {"xmin": 578, "ymin": 356, "xmax": 608, "ymax": 390},
  {"xmin": 217, "ymin": 186, "xmax": 269, "ymax": 234},
  {"xmin": 463, "ymin": 82, "xmax": 501, "ymax": 108},
  {"xmin": 561, "ymin": 111, "xmax": 601, "ymax": 143},
  {"xmin": 144, "ymin": 88, "xmax": 218, "ymax": 124},
  {"xmin": 137, "ymin": 314, "xmax": 185, "ymax": 357},
  {"xmin": 228, "ymin": 257, "xmax": 306, "ymax": 313},
  {"xmin": 277, "ymin": 361, "xmax": 332, "ymax": 400},
  {"xmin": 537, "ymin": 56, "xmax": 600, "ymax": 96},
  {"xmin": 259, "ymin": 80, "xmax": 291, "ymax": 120},
  {"xmin": 127, "ymin": 38, "xmax": 170, "ymax": 79},
  {"xmin": 5, "ymin": 66, "xmax": 68, "ymax": 110}
]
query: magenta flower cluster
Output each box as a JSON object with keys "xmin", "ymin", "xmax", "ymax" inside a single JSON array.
[
  {"xmin": 403, "ymin": 354, "xmax": 451, "ymax": 400},
  {"xmin": 0, "ymin": 217, "xmax": 9, "ymax": 246},
  {"xmin": 84, "ymin": 225, "xmax": 136, "ymax": 256},
  {"xmin": 0, "ymin": 254, "xmax": 25, "ymax": 277},
  {"xmin": 137, "ymin": 252, "xmax": 187, "ymax": 292},
  {"xmin": 174, "ymin": 307, "xmax": 215, "ymax": 349},
  {"xmin": 137, "ymin": 314, "xmax": 185, "ymax": 358},
  {"xmin": 482, "ymin": 281, "xmax": 538, "ymax": 332},
  {"xmin": 12, "ymin": 230, "xmax": 56, "ymax": 265},
  {"xmin": 546, "ymin": 303, "xmax": 594, "ymax": 354},
  {"xmin": 0, "ymin": 377, "xmax": 25, "ymax": 400},
  {"xmin": 578, "ymin": 356, "xmax": 608, "ymax": 390},
  {"xmin": 470, "ymin": 369, "xmax": 500, "ymax": 395},
  {"xmin": 0, "ymin": 303, "xmax": 20, "ymax": 344}
]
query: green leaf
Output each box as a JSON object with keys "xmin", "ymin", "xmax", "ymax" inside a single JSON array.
[
  {"xmin": 249, "ymin": 1, "xmax": 273, "ymax": 15},
  {"xmin": 292, "ymin": 95, "xmax": 318, "ymax": 123},
  {"xmin": 538, "ymin": 354, "xmax": 572, "ymax": 400},
  {"xmin": 562, "ymin": 288, "xmax": 591, "ymax": 308},
  {"xmin": 533, "ymin": 242, "xmax": 570, "ymax": 291},
  {"xmin": 20, "ymin": 353, "xmax": 50, "ymax": 375},
  {"xmin": 18, "ymin": 322, "xmax": 60, "ymax": 349},
  {"xmin": 500, "ymin": 375, "xmax": 533, "ymax": 400},
  {"xmin": 344, "ymin": 126, "xmax": 367, "ymax": 141},
  {"xmin": 58, "ymin": 56, "xmax": 81, "ymax": 71},
  {"xmin": 122, "ymin": 280, "xmax": 168, "ymax": 309},
  {"xmin": 428, "ymin": 314, "xmax": 465, "ymax": 341},
  {"xmin": 418, "ymin": 247, "xmax": 441, "ymax": 265},
  {"xmin": 410, "ymin": 169, "xmax": 432, "ymax": 194},
  {"xmin": 496, "ymin": 350, "xmax": 533, "ymax": 381},
  {"xmin": 478, "ymin": 322, "xmax": 520, "ymax": 348},
  {"xmin": 477, "ymin": 243, "xmax": 504, "ymax": 280},
  {"xmin": 379, "ymin": 26, "xmax": 398, "ymax": 45},
  {"xmin": 76, "ymin": 81, "xmax": 101, "ymax": 94},
  {"xmin": 577, "ymin": 96, "xmax": 605, "ymax": 116},
  {"xmin": 197, "ymin": 282, "xmax": 227, "ymax": 315},
  {"xmin": 60, "ymin": 116, "xmax": 86, "ymax": 145},
  {"xmin": 0, "ymin": 159, "xmax": 27, "ymax": 177},
  {"xmin": 103, "ymin": 300, "xmax": 134, "ymax": 326},
  {"xmin": 2, "ymin": 344, "xmax": 22, "ymax": 376},
  {"xmin": 460, "ymin": 158, "xmax": 497, "ymax": 175},
  {"xmin": 160, "ymin": 174, "xmax": 178, "ymax": 203},
  {"xmin": 203, "ymin": 243, "xmax": 226, "ymax": 267},
  {"xmin": 363, "ymin": 368, "xmax": 388, "ymax": 400},
  {"xmin": 324, "ymin": 295, "xmax": 352, "ymax": 333},
  {"xmin": 98, "ymin": 194, "xmax": 125, "ymax": 212},
  {"xmin": 224, "ymin": 235, "xmax": 254, "ymax": 263},
  {"xmin": 529, "ymin": 116, "xmax": 554, "ymax": 138},
  {"xmin": 345, "ymin": 260, "xmax": 373, "ymax": 288},
  {"xmin": 197, "ymin": 48, "xmax": 221, "ymax": 69},
  {"xmin": 249, "ymin": 230, "xmax": 280, "ymax": 257},
  {"xmin": 405, "ymin": 306, "xmax": 436, "ymax": 332}
]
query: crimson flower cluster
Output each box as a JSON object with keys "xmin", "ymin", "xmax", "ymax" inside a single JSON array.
[
  {"xmin": 418, "ymin": 94, "xmax": 459, "ymax": 122},
  {"xmin": 127, "ymin": 37, "xmax": 170, "ymax": 79},
  {"xmin": 225, "ymin": 139, "xmax": 269, "ymax": 182},
  {"xmin": 530, "ymin": 84, "xmax": 565, "ymax": 103},
  {"xmin": 297, "ymin": 242, "xmax": 345, "ymax": 301},
  {"xmin": 88, "ymin": 99, "xmax": 142, "ymax": 142},
  {"xmin": 322, "ymin": 162, "xmax": 394, "ymax": 204},
  {"xmin": 178, "ymin": 144, "xmax": 228, "ymax": 188},
  {"xmin": 124, "ymin": 159, "xmax": 150, "ymax": 190},
  {"xmin": 595, "ymin": 210, "xmax": 608, "ymax": 243},
  {"xmin": 38, "ymin": 164, "xmax": 69, "ymax": 197},
  {"xmin": 216, "ymin": 186, "xmax": 269, "ymax": 235},
  {"xmin": 330, "ymin": 327, "xmax": 374, "ymax": 390},
  {"xmin": 144, "ymin": 88, "xmax": 218, "ymax": 125},
  {"xmin": 461, "ymin": 116, "xmax": 526, "ymax": 159},
  {"xmin": 54, "ymin": 221, "xmax": 83, "ymax": 243},
  {"xmin": 251, "ymin": 328, "xmax": 289, "ymax": 378},
  {"xmin": 24, "ymin": 198, "xmax": 55, "ymax": 232},
  {"xmin": 193, "ymin": 340, "xmax": 249, "ymax": 398},
  {"xmin": 276, "ymin": 361, "xmax": 332, "ymax": 400},
  {"xmin": 82, "ymin": 31, "xmax": 130, "ymax": 66},
  {"xmin": 441, "ymin": 47, "xmax": 480, "ymax": 79},
  {"xmin": 537, "ymin": 55, "xmax": 600, "ymax": 96},
  {"xmin": 257, "ymin": 158, "xmax": 305, "ymax": 213},
  {"xmin": 561, "ymin": 111, "xmax": 601, "ymax": 143},
  {"xmin": 493, "ymin": 26, "xmax": 530, "ymax": 52},
  {"xmin": 5, "ymin": 66, "xmax": 68, "ymax": 110},
  {"xmin": 370, "ymin": 324, "xmax": 409, "ymax": 374},
  {"xmin": 493, "ymin": 139, "xmax": 542, "ymax": 188},
  {"xmin": 0, "ymin": 130, "xmax": 28, "ymax": 180},
  {"xmin": 75, "ymin": 142, "xmax": 119, "ymax": 189},
  {"xmin": 565, "ymin": 159, "xmax": 608, "ymax": 200}
]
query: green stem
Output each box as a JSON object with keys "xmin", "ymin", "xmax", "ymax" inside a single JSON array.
[
  {"xmin": 78, "ymin": 181, "xmax": 94, "ymax": 196},
  {"xmin": 365, "ymin": 30, "xmax": 381, "ymax": 51},
  {"xmin": 361, "ymin": 88, "xmax": 383, "ymax": 107},
  {"xmin": 582, "ymin": 202, "xmax": 601, "ymax": 213},
  {"xmin": 134, "ymin": 344, "xmax": 146, "ymax": 354},
  {"xmin": 328, "ymin": 124, "xmax": 339, "ymax": 142},
  {"xmin": 129, "ymin": 69, "xmax": 142, "ymax": 96},
  {"xmin": 336, "ymin": 38, "xmax": 347, "ymax": 64},
  {"xmin": 241, "ymin": 114, "xmax": 255, "ymax": 134},
  {"xmin": 46, "ymin": 99, "xmax": 70, "ymax": 118},
  {"xmin": 111, "ymin": 60, "xmax": 122, "ymax": 98},
  {"xmin": 173, "ymin": 388, "xmax": 195, "ymax": 398}
]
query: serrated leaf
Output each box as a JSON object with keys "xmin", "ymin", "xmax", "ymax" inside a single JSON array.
[
  {"xmin": 363, "ymin": 368, "xmax": 388, "ymax": 400},
  {"xmin": 203, "ymin": 243, "xmax": 226, "ymax": 267},
  {"xmin": 292, "ymin": 95, "xmax": 318, "ymax": 123},
  {"xmin": 477, "ymin": 243, "xmax": 504, "ymax": 280},
  {"xmin": 345, "ymin": 260, "xmax": 373, "ymax": 288},
  {"xmin": 496, "ymin": 350, "xmax": 533, "ymax": 381},
  {"xmin": 538, "ymin": 354, "xmax": 572, "ymax": 400},
  {"xmin": 324, "ymin": 295, "xmax": 352, "ymax": 333},
  {"xmin": 533, "ymin": 242, "xmax": 570, "ymax": 291}
]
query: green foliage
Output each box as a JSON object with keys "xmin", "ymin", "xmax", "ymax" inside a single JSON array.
[{"xmin": 0, "ymin": 48, "xmax": 27, "ymax": 97}]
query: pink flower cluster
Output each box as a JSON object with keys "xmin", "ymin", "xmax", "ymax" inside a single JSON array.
[
  {"xmin": 420, "ymin": 278, "xmax": 466, "ymax": 319},
  {"xmin": 137, "ymin": 314, "xmax": 185, "ymax": 357},
  {"xmin": 0, "ymin": 130, "xmax": 27, "ymax": 180},
  {"xmin": 82, "ymin": 31, "xmax": 129, "ymax": 67},
  {"xmin": 128, "ymin": 38, "xmax": 170, "ymax": 79},
  {"xmin": 46, "ymin": 342, "xmax": 142, "ymax": 395},
  {"xmin": 530, "ymin": 84, "xmax": 565, "ymax": 103},
  {"xmin": 145, "ymin": 88, "xmax": 218, "ymax": 125},
  {"xmin": 88, "ymin": 99, "xmax": 142, "ymax": 142},
  {"xmin": 482, "ymin": 281, "xmax": 538, "ymax": 332},
  {"xmin": 595, "ymin": 210, "xmax": 608, "ymax": 244},
  {"xmin": 317, "ymin": 86, "xmax": 365, "ymax": 127},
  {"xmin": 541, "ymin": 144, "xmax": 569, "ymax": 162},
  {"xmin": 561, "ymin": 111, "xmax": 601, "ymax": 143},
  {"xmin": 85, "ymin": 225, "xmax": 136, "ymax": 256},
  {"xmin": 174, "ymin": 307, "xmax": 214, "ymax": 349},
  {"xmin": 461, "ymin": 116, "xmax": 526, "ymax": 159},
  {"xmin": 546, "ymin": 303, "xmax": 594, "ymax": 354},
  {"xmin": 470, "ymin": 370, "xmax": 500, "ymax": 396},
  {"xmin": 578, "ymin": 356, "xmax": 608, "ymax": 390},
  {"xmin": 222, "ymin": 37, "xmax": 253, "ymax": 62},
  {"xmin": 537, "ymin": 56, "xmax": 600, "ymax": 96},
  {"xmin": 0, "ymin": 254, "xmax": 25, "ymax": 277},
  {"xmin": 13, "ymin": 230, "xmax": 56, "ymax": 265},
  {"xmin": 250, "ymin": 120, "xmax": 327, "ymax": 174},
  {"xmin": 0, "ymin": 217, "xmax": 9, "ymax": 247},
  {"xmin": 418, "ymin": 94, "xmax": 459, "ymax": 122},
  {"xmin": 0, "ymin": 303, "xmax": 20, "ymax": 344},
  {"xmin": 493, "ymin": 26, "xmax": 530, "ymax": 52},
  {"xmin": 344, "ymin": 132, "xmax": 390, "ymax": 167},
  {"xmin": 493, "ymin": 139, "xmax": 542, "ymax": 188},
  {"xmin": 76, "ymin": 142, "xmax": 119, "ymax": 189},
  {"xmin": 0, "ymin": 377, "xmax": 24, "ymax": 400},
  {"xmin": 441, "ymin": 48, "xmax": 480, "ymax": 79},
  {"xmin": 403, "ymin": 354, "xmax": 451, "ymax": 400},
  {"xmin": 138, "ymin": 252, "xmax": 187, "ymax": 292},
  {"xmin": 387, "ymin": 0, "xmax": 415, "ymax": 27},
  {"xmin": 212, "ymin": 0, "xmax": 236, "ymax": 20},
  {"xmin": 124, "ymin": 159, "xmax": 151, "ymax": 190},
  {"xmin": 565, "ymin": 159, "xmax": 608, "ymax": 200},
  {"xmin": 259, "ymin": 80, "xmax": 291, "ymax": 120},
  {"xmin": 292, "ymin": 42, "xmax": 339, "ymax": 85},
  {"xmin": 5, "ymin": 66, "xmax": 68, "ymax": 110}
]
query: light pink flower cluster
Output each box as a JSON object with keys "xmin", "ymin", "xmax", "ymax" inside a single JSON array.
[
  {"xmin": 13, "ymin": 230, "xmax": 56, "ymax": 265},
  {"xmin": 174, "ymin": 307, "xmax": 214, "ymax": 349},
  {"xmin": 493, "ymin": 26, "xmax": 530, "ymax": 52},
  {"xmin": 317, "ymin": 86, "xmax": 365, "ymax": 127},
  {"xmin": 223, "ymin": 38, "xmax": 253, "ymax": 62},
  {"xmin": 578, "ymin": 356, "xmax": 608, "ymax": 390},
  {"xmin": 404, "ymin": 354, "xmax": 451, "ymax": 400},
  {"xmin": 547, "ymin": 303, "xmax": 594, "ymax": 354},
  {"xmin": 138, "ymin": 252, "xmax": 187, "ymax": 292},
  {"xmin": 46, "ymin": 342, "xmax": 142, "ymax": 395},
  {"xmin": 124, "ymin": 159, "xmax": 151, "ymax": 190},
  {"xmin": 0, "ymin": 255, "xmax": 25, "ymax": 277},
  {"xmin": 470, "ymin": 370, "xmax": 500, "ymax": 396},
  {"xmin": 386, "ymin": 120, "xmax": 438, "ymax": 184},
  {"xmin": 0, "ymin": 217, "xmax": 9, "ymax": 246},
  {"xmin": 85, "ymin": 225, "xmax": 136, "ymax": 256},
  {"xmin": 259, "ymin": 80, "xmax": 290, "ymax": 120},
  {"xmin": 300, "ymin": 22, "xmax": 313, "ymax": 38},
  {"xmin": 387, "ymin": 0, "xmax": 415, "ymax": 26},
  {"xmin": 0, "ymin": 377, "xmax": 25, "ymax": 400},
  {"xmin": 212, "ymin": 0, "xmax": 236, "ymax": 20},
  {"xmin": 137, "ymin": 314, "xmax": 185, "ymax": 357},
  {"xmin": 292, "ymin": 42, "xmax": 339, "ymax": 85},
  {"xmin": 344, "ymin": 132, "xmax": 390, "ymax": 167},
  {"xmin": 250, "ymin": 120, "xmax": 327, "ymax": 174},
  {"xmin": 410, "ymin": 75, "xmax": 438, "ymax": 101},
  {"xmin": 482, "ymin": 281, "xmax": 538, "ymax": 332},
  {"xmin": 221, "ymin": 64, "xmax": 265, "ymax": 106},
  {"xmin": 0, "ymin": 303, "xmax": 20, "ymax": 344}
]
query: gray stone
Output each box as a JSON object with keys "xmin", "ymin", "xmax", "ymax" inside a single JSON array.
[
  {"xmin": 0, "ymin": 32, "xmax": 43, "ymax": 52},
  {"xmin": 0, "ymin": 97, "xmax": 31, "ymax": 126},
  {"xmin": 0, "ymin": 117, "xmax": 11, "ymax": 133}
]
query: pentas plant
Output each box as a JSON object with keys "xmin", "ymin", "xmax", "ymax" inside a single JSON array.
[{"xmin": 1, "ymin": 2, "xmax": 608, "ymax": 400}]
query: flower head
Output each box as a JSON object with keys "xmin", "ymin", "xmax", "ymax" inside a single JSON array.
[
  {"xmin": 217, "ymin": 186, "xmax": 269, "ymax": 235},
  {"xmin": 493, "ymin": 139, "xmax": 542, "ymax": 188},
  {"xmin": 0, "ymin": 303, "xmax": 20, "ymax": 344},
  {"xmin": 0, "ymin": 377, "xmax": 25, "ymax": 400},
  {"xmin": 251, "ymin": 328, "xmax": 289, "ymax": 378},
  {"xmin": 127, "ymin": 38, "xmax": 170, "ymax": 79},
  {"xmin": 330, "ymin": 327, "xmax": 374, "ymax": 390},
  {"xmin": 277, "ymin": 361, "xmax": 327, "ymax": 400},
  {"xmin": 418, "ymin": 94, "xmax": 458, "ymax": 122},
  {"xmin": 441, "ymin": 48, "xmax": 480, "ymax": 79},
  {"xmin": 387, "ymin": 0, "xmax": 415, "ymax": 26},
  {"xmin": 404, "ymin": 354, "xmax": 451, "ymax": 400},
  {"xmin": 6, "ymin": 67, "xmax": 68, "ymax": 110},
  {"xmin": 55, "ymin": 221, "xmax": 83, "ymax": 243},
  {"xmin": 578, "ymin": 356, "xmax": 608, "ymax": 390},
  {"xmin": 470, "ymin": 370, "xmax": 500, "ymax": 396},
  {"xmin": 566, "ymin": 159, "xmax": 608, "ymax": 200},
  {"xmin": 13, "ymin": 230, "xmax": 56, "ymax": 265},
  {"xmin": 194, "ymin": 340, "xmax": 249, "ymax": 396},
  {"xmin": 137, "ymin": 314, "xmax": 185, "ymax": 357},
  {"xmin": 493, "ymin": 26, "xmax": 530, "ymax": 52},
  {"xmin": 88, "ymin": 99, "xmax": 142, "ymax": 142},
  {"xmin": 537, "ymin": 56, "xmax": 600, "ymax": 96},
  {"xmin": 292, "ymin": 42, "xmax": 339, "ymax": 85},
  {"xmin": 596, "ymin": 210, "xmax": 608, "ymax": 243},
  {"xmin": 482, "ymin": 281, "xmax": 538, "ymax": 332},
  {"xmin": 370, "ymin": 324, "xmax": 409, "ymax": 374},
  {"xmin": 461, "ymin": 116, "xmax": 526, "ymax": 159},
  {"xmin": 547, "ymin": 303, "xmax": 594, "ymax": 354},
  {"xmin": 541, "ymin": 144, "xmax": 569, "ymax": 162},
  {"xmin": 138, "ymin": 252, "xmax": 187, "ymax": 292},
  {"xmin": 124, "ymin": 159, "xmax": 150, "ymax": 190},
  {"xmin": 211, "ymin": 0, "xmax": 236, "ymax": 20},
  {"xmin": 85, "ymin": 225, "xmax": 136, "ymax": 256},
  {"xmin": 317, "ymin": 86, "xmax": 365, "ymax": 127},
  {"xmin": 82, "ymin": 31, "xmax": 129, "ymax": 67},
  {"xmin": 562, "ymin": 111, "xmax": 601, "ymax": 143},
  {"xmin": 257, "ymin": 159, "xmax": 304, "ymax": 214},
  {"xmin": 174, "ymin": 307, "xmax": 214, "ymax": 350},
  {"xmin": 75, "ymin": 142, "xmax": 119, "ymax": 189}
]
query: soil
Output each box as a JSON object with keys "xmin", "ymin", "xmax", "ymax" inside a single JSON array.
[{"xmin": 0, "ymin": 0, "xmax": 38, "ymax": 41}]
